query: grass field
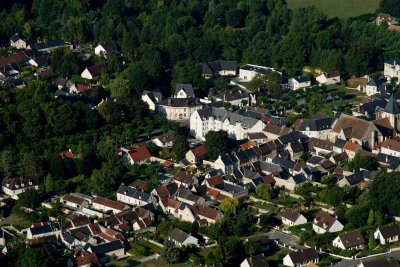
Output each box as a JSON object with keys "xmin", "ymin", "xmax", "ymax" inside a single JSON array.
[{"xmin": 286, "ymin": 0, "xmax": 380, "ymax": 18}]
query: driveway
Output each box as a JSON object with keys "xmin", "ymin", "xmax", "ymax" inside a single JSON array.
[{"xmin": 266, "ymin": 229, "xmax": 305, "ymax": 250}]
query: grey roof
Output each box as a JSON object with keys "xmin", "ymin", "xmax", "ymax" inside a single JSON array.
[
  {"xmin": 117, "ymin": 184, "xmax": 152, "ymax": 202},
  {"xmin": 175, "ymin": 188, "xmax": 201, "ymax": 202},
  {"xmin": 99, "ymin": 41, "xmax": 118, "ymax": 52},
  {"xmin": 361, "ymin": 258, "xmax": 400, "ymax": 267},
  {"xmin": 342, "ymin": 170, "xmax": 370, "ymax": 185},
  {"xmin": 293, "ymin": 76, "xmax": 310, "ymax": 83},
  {"xmin": 244, "ymin": 254, "xmax": 269, "ymax": 267},
  {"xmin": 384, "ymin": 94, "xmax": 400, "ymax": 114},
  {"xmin": 298, "ymin": 112, "xmax": 335, "ymax": 131},
  {"xmin": 30, "ymin": 223, "xmax": 61, "ymax": 236},
  {"xmin": 10, "ymin": 33, "xmax": 22, "ymax": 43},
  {"xmin": 379, "ymin": 225, "xmax": 400, "ymax": 239},
  {"xmin": 307, "ymin": 155, "xmax": 325, "ymax": 165},
  {"xmin": 290, "ymin": 141, "xmax": 304, "ymax": 153},
  {"xmin": 277, "ymin": 132, "xmax": 303, "ymax": 145},
  {"xmin": 202, "ymin": 60, "xmax": 237, "ymax": 75},
  {"xmin": 255, "ymin": 161, "xmax": 282, "ymax": 173},
  {"xmin": 385, "ymin": 58, "xmax": 400, "ymax": 65},
  {"xmin": 334, "ymin": 138, "xmax": 347, "ymax": 149},
  {"xmin": 215, "ymin": 92, "xmax": 248, "ymax": 102},
  {"xmin": 292, "ymin": 173, "xmax": 307, "ymax": 184},
  {"xmin": 169, "ymin": 228, "xmax": 191, "ymax": 243},
  {"xmin": 87, "ymin": 240, "xmax": 123, "ymax": 255},
  {"xmin": 360, "ymin": 99, "xmax": 387, "ymax": 114},
  {"xmin": 376, "ymin": 152, "xmax": 400, "ymax": 169},
  {"xmin": 248, "ymin": 132, "xmax": 267, "ymax": 139},
  {"xmin": 287, "ymin": 248, "xmax": 319, "ymax": 264},
  {"xmin": 175, "ymin": 83, "xmax": 194, "ymax": 98},
  {"xmin": 272, "ymin": 156, "xmax": 296, "ymax": 170},
  {"xmin": 159, "ymin": 97, "xmax": 201, "ymax": 107},
  {"xmin": 62, "ymin": 232, "xmax": 77, "ymax": 244},
  {"xmin": 196, "ymin": 107, "xmax": 261, "ymax": 128}
]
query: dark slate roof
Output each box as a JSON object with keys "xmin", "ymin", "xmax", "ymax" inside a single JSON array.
[
  {"xmin": 337, "ymin": 231, "xmax": 365, "ymax": 249},
  {"xmin": 287, "ymin": 248, "xmax": 319, "ymax": 264},
  {"xmin": 159, "ymin": 97, "xmax": 201, "ymax": 107},
  {"xmin": 293, "ymin": 76, "xmax": 310, "ymax": 83},
  {"xmin": 99, "ymin": 41, "xmax": 118, "ymax": 52},
  {"xmin": 202, "ymin": 60, "xmax": 237, "ymax": 75},
  {"xmin": 298, "ymin": 112, "xmax": 335, "ymax": 131},
  {"xmin": 220, "ymin": 154, "xmax": 234, "ymax": 165},
  {"xmin": 376, "ymin": 152, "xmax": 400, "ymax": 169},
  {"xmin": 10, "ymin": 33, "xmax": 22, "ymax": 43},
  {"xmin": 384, "ymin": 94, "xmax": 400, "ymax": 114},
  {"xmin": 379, "ymin": 225, "xmax": 400, "ymax": 239},
  {"xmin": 385, "ymin": 58, "xmax": 400, "ymax": 65},
  {"xmin": 361, "ymin": 258, "xmax": 400, "ymax": 267},
  {"xmin": 244, "ymin": 254, "xmax": 269, "ymax": 267},
  {"xmin": 292, "ymin": 173, "xmax": 307, "ymax": 184},
  {"xmin": 236, "ymin": 150, "xmax": 250, "ymax": 162},
  {"xmin": 175, "ymin": 83, "xmax": 194, "ymax": 98},
  {"xmin": 360, "ymin": 99, "xmax": 387, "ymax": 114},
  {"xmin": 282, "ymin": 209, "xmax": 302, "ymax": 222},
  {"xmin": 277, "ymin": 132, "xmax": 303, "ymax": 145},
  {"xmin": 117, "ymin": 184, "xmax": 152, "ymax": 202},
  {"xmin": 169, "ymin": 228, "xmax": 191, "ymax": 243},
  {"xmin": 88, "ymin": 240, "xmax": 124, "ymax": 256},
  {"xmin": 62, "ymin": 232, "xmax": 76, "ymax": 244},
  {"xmin": 290, "ymin": 141, "xmax": 304, "ymax": 153},
  {"xmin": 30, "ymin": 223, "xmax": 61, "ymax": 236},
  {"xmin": 334, "ymin": 138, "xmax": 347, "ymax": 149},
  {"xmin": 272, "ymin": 156, "xmax": 296, "ymax": 170},
  {"xmin": 307, "ymin": 155, "xmax": 325, "ymax": 165}
]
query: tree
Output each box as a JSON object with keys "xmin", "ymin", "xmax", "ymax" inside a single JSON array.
[
  {"xmin": 225, "ymin": 9, "xmax": 245, "ymax": 28},
  {"xmin": 368, "ymin": 171, "xmax": 400, "ymax": 215},
  {"xmin": 205, "ymin": 130, "xmax": 228, "ymax": 160},
  {"xmin": 245, "ymin": 240, "xmax": 260, "ymax": 256},
  {"xmin": 368, "ymin": 233, "xmax": 377, "ymax": 249},
  {"xmin": 347, "ymin": 153, "xmax": 377, "ymax": 172},
  {"xmin": 108, "ymin": 78, "xmax": 132, "ymax": 100},
  {"xmin": 219, "ymin": 197, "xmax": 239, "ymax": 214},
  {"xmin": 256, "ymin": 184, "xmax": 272, "ymax": 200},
  {"xmin": 171, "ymin": 134, "xmax": 189, "ymax": 161},
  {"xmin": 367, "ymin": 209, "xmax": 375, "ymax": 226},
  {"xmin": 43, "ymin": 173, "xmax": 54, "ymax": 193},
  {"xmin": 160, "ymin": 240, "xmax": 180, "ymax": 264},
  {"xmin": 205, "ymin": 251, "xmax": 219, "ymax": 266},
  {"xmin": 16, "ymin": 188, "xmax": 40, "ymax": 209},
  {"xmin": 318, "ymin": 185, "xmax": 345, "ymax": 206}
]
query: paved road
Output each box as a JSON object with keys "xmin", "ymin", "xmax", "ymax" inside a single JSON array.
[{"xmin": 266, "ymin": 229, "xmax": 305, "ymax": 250}]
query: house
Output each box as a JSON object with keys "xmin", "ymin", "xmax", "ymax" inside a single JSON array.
[
  {"xmin": 204, "ymin": 175, "xmax": 248, "ymax": 199},
  {"xmin": 213, "ymin": 154, "xmax": 238, "ymax": 173},
  {"xmin": 384, "ymin": 58, "xmax": 400, "ymax": 80},
  {"xmin": 374, "ymin": 225, "xmax": 400, "ymax": 245},
  {"xmin": 365, "ymin": 78, "xmax": 393, "ymax": 96},
  {"xmin": 81, "ymin": 63, "xmax": 107, "ymax": 80},
  {"xmin": 61, "ymin": 194, "xmax": 89, "ymax": 209},
  {"xmin": 28, "ymin": 55, "xmax": 48, "ymax": 68},
  {"xmin": 36, "ymin": 68, "xmax": 55, "ymax": 79},
  {"xmin": 94, "ymin": 42, "xmax": 118, "ymax": 58},
  {"xmin": 22, "ymin": 222, "xmax": 61, "ymax": 240},
  {"xmin": 298, "ymin": 112, "xmax": 336, "ymax": 139},
  {"xmin": 1, "ymin": 177, "xmax": 39, "ymax": 199},
  {"xmin": 375, "ymin": 13, "xmax": 397, "ymax": 25},
  {"xmin": 283, "ymin": 248, "xmax": 319, "ymax": 267},
  {"xmin": 172, "ymin": 171, "xmax": 197, "ymax": 189},
  {"xmin": 151, "ymin": 183, "xmax": 178, "ymax": 200},
  {"xmin": 333, "ymin": 231, "xmax": 365, "ymax": 250},
  {"xmin": 274, "ymin": 173, "xmax": 309, "ymax": 191},
  {"xmin": 104, "ymin": 207, "xmax": 154, "ymax": 232},
  {"xmin": 357, "ymin": 258, "xmax": 400, "ymax": 267},
  {"xmin": 237, "ymin": 64, "xmax": 290, "ymax": 91},
  {"xmin": 86, "ymin": 240, "xmax": 125, "ymax": 260},
  {"xmin": 343, "ymin": 141, "xmax": 361, "ymax": 160},
  {"xmin": 189, "ymin": 204, "xmax": 223, "ymax": 225},
  {"xmin": 316, "ymin": 71, "xmax": 341, "ymax": 85},
  {"xmin": 312, "ymin": 212, "xmax": 344, "ymax": 234},
  {"xmin": 27, "ymin": 39, "xmax": 65, "ymax": 52},
  {"xmin": 186, "ymin": 145, "xmax": 208, "ymax": 164},
  {"xmin": 120, "ymin": 145, "xmax": 152, "ymax": 164},
  {"xmin": 152, "ymin": 134, "xmax": 174, "ymax": 148},
  {"xmin": 92, "ymin": 196, "xmax": 130, "ymax": 214},
  {"xmin": 308, "ymin": 138, "xmax": 334, "ymax": 156},
  {"xmin": 241, "ymin": 254, "xmax": 269, "ymax": 267},
  {"xmin": 71, "ymin": 248, "xmax": 99, "ymax": 267},
  {"xmin": 247, "ymin": 132, "xmax": 268, "ymax": 144},
  {"xmin": 376, "ymin": 152, "xmax": 400, "ymax": 171},
  {"xmin": 175, "ymin": 188, "xmax": 205, "ymax": 206},
  {"xmin": 263, "ymin": 124, "xmax": 290, "ymax": 140},
  {"xmin": 214, "ymin": 92, "xmax": 250, "ymax": 107},
  {"xmin": 190, "ymin": 107, "xmax": 265, "ymax": 141},
  {"xmin": 116, "ymin": 183, "xmax": 156, "ymax": 207},
  {"xmin": 168, "ymin": 228, "xmax": 198, "ymax": 247},
  {"xmin": 291, "ymin": 76, "xmax": 311, "ymax": 90},
  {"xmin": 10, "ymin": 33, "xmax": 26, "ymax": 49},
  {"xmin": 174, "ymin": 84, "xmax": 195, "ymax": 98},
  {"xmin": 202, "ymin": 60, "xmax": 237, "ymax": 79},
  {"xmin": 381, "ymin": 138, "xmax": 400, "ymax": 157},
  {"xmin": 281, "ymin": 209, "xmax": 307, "ymax": 227},
  {"xmin": 141, "ymin": 89, "xmax": 164, "ymax": 111},
  {"xmin": 329, "ymin": 114, "xmax": 384, "ymax": 149},
  {"xmin": 338, "ymin": 170, "xmax": 371, "ymax": 188},
  {"xmin": 158, "ymin": 98, "xmax": 203, "ymax": 121}
]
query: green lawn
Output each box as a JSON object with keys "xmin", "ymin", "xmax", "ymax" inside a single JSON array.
[{"xmin": 286, "ymin": 0, "xmax": 380, "ymax": 18}]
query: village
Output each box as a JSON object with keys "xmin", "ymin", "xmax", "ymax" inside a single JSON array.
[{"xmin": 3, "ymin": 7, "xmax": 400, "ymax": 267}]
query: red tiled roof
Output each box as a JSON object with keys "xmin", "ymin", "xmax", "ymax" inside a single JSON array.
[
  {"xmin": 60, "ymin": 150, "xmax": 74, "ymax": 159},
  {"xmin": 92, "ymin": 196, "xmax": 128, "ymax": 211},
  {"xmin": 62, "ymin": 194, "xmax": 85, "ymax": 205},
  {"xmin": 206, "ymin": 175, "xmax": 224, "ymax": 187},
  {"xmin": 163, "ymin": 160, "xmax": 174, "ymax": 168},
  {"xmin": 74, "ymin": 248, "xmax": 98, "ymax": 267},
  {"xmin": 98, "ymin": 232, "xmax": 117, "ymax": 242},
  {"xmin": 173, "ymin": 171, "xmax": 193, "ymax": 184},
  {"xmin": 344, "ymin": 141, "xmax": 358, "ymax": 152},
  {"xmin": 322, "ymin": 160, "xmax": 335, "ymax": 169},
  {"xmin": 75, "ymin": 83, "xmax": 90, "ymax": 92},
  {"xmin": 191, "ymin": 145, "xmax": 208, "ymax": 157},
  {"xmin": 381, "ymin": 138, "xmax": 400, "ymax": 152},
  {"xmin": 0, "ymin": 51, "xmax": 30, "ymax": 68},
  {"xmin": 190, "ymin": 204, "xmax": 221, "ymax": 221},
  {"xmin": 127, "ymin": 145, "xmax": 151, "ymax": 162},
  {"xmin": 389, "ymin": 25, "xmax": 400, "ymax": 33},
  {"xmin": 326, "ymin": 70, "xmax": 340, "ymax": 78},
  {"xmin": 240, "ymin": 141, "xmax": 257, "ymax": 150}
]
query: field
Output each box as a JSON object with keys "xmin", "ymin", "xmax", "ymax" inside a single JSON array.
[{"xmin": 286, "ymin": 0, "xmax": 380, "ymax": 18}]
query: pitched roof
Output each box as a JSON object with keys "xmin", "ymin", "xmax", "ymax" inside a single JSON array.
[
  {"xmin": 62, "ymin": 194, "xmax": 86, "ymax": 205},
  {"xmin": 325, "ymin": 71, "xmax": 340, "ymax": 78},
  {"xmin": 206, "ymin": 175, "xmax": 224, "ymax": 187},
  {"xmin": 0, "ymin": 51, "xmax": 30, "ymax": 68},
  {"xmin": 384, "ymin": 94, "xmax": 400, "ymax": 114},
  {"xmin": 92, "ymin": 196, "xmax": 128, "ymax": 211},
  {"xmin": 117, "ymin": 184, "xmax": 152, "ymax": 202},
  {"xmin": 314, "ymin": 212, "xmax": 338, "ymax": 230},
  {"xmin": 175, "ymin": 83, "xmax": 194, "ymax": 98},
  {"xmin": 332, "ymin": 114, "xmax": 372, "ymax": 140},
  {"xmin": 73, "ymin": 248, "xmax": 99, "ymax": 267},
  {"xmin": 344, "ymin": 141, "xmax": 359, "ymax": 152},
  {"xmin": 190, "ymin": 145, "xmax": 208, "ymax": 157},
  {"xmin": 1, "ymin": 176, "xmax": 38, "ymax": 190},
  {"xmin": 169, "ymin": 228, "xmax": 191, "ymax": 243},
  {"xmin": 87, "ymin": 240, "xmax": 123, "ymax": 255},
  {"xmin": 244, "ymin": 254, "xmax": 269, "ymax": 267},
  {"xmin": 378, "ymin": 225, "xmax": 400, "ymax": 239},
  {"xmin": 85, "ymin": 63, "xmax": 107, "ymax": 78},
  {"xmin": 173, "ymin": 171, "xmax": 193, "ymax": 185},
  {"xmin": 190, "ymin": 204, "xmax": 222, "ymax": 221},
  {"xmin": 298, "ymin": 112, "xmax": 335, "ymax": 132},
  {"xmin": 281, "ymin": 209, "xmax": 302, "ymax": 222},
  {"xmin": 336, "ymin": 231, "xmax": 365, "ymax": 249},
  {"xmin": 126, "ymin": 145, "xmax": 151, "ymax": 162},
  {"xmin": 361, "ymin": 258, "xmax": 400, "ymax": 267},
  {"xmin": 287, "ymin": 248, "xmax": 319, "ymax": 264},
  {"xmin": 381, "ymin": 138, "xmax": 400, "ymax": 152}
]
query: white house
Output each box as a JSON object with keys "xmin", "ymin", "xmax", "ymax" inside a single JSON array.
[
  {"xmin": 86, "ymin": 240, "xmax": 125, "ymax": 259},
  {"xmin": 190, "ymin": 107, "xmax": 265, "ymax": 141},
  {"xmin": 239, "ymin": 64, "xmax": 274, "ymax": 81},
  {"xmin": 22, "ymin": 222, "xmax": 61, "ymax": 240},
  {"xmin": 91, "ymin": 196, "xmax": 130, "ymax": 214},
  {"xmin": 168, "ymin": 228, "xmax": 198, "ymax": 247},
  {"xmin": 316, "ymin": 71, "xmax": 341, "ymax": 85},
  {"xmin": 381, "ymin": 138, "xmax": 400, "ymax": 157},
  {"xmin": 152, "ymin": 134, "xmax": 174, "ymax": 148},
  {"xmin": 240, "ymin": 254, "xmax": 268, "ymax": 267},
  {"xmin": 158, "ymin": 98, "xmax": 203, "ymax": 121},
  {"xmin": 61, "ymin": 194, "xmax": 89, "ymax": 209},
  {"xmin": 291, "ymin": 76, "xmax": 311, "ymax": 90},
  {"xmin": 80, "ymin": 63, "xmax": 107, "ymax": 80},
  {"xmin": 365, "ymin": 78, "xmax": 393, "ymax": 96},
  {"xmin": 281, "ymin": 209, "xmax": 307, "ymax": 227},
  {"xmin": 312, "ymin": 212, "xmax": 344, "ymax": 234},
  {"xmin": 374, "ymin": 225, "xmax": 400, "ymax": 245},
  {"xmin": 384, "ymin": 58, "xmax": 400, "ymax": 80},
  {"xmin": 298, "ymin": 112, "xmax": 336, "ymax": 139},
  {"xmin": 202, "ymin": 60, "xmax": 237, "ymax": 79},
  {"xmin": 1, "ymin": 177, "xmax": 39, "ymax": 199},
  {"xmin": 174, "ymin": 84, "xmax": 195, "ymax": 98},
  {"xmin": 212, "ymin": 154, "xmax": 238, "ymax": 173},
  {"xmin": 332, "ymin": 231, "xmax": 365, "ymax": 250},
  {"xmin": 283, "ymin": 248, "xmax": 319, "ymax": 267},
  {"xmin": 10, "ymin": 33, "xmax": 27, "ymax": 49},
  {"xmin": 94, "ymin": 42, "xmax": 118, "ymax": 58},
  {"xmin": 116, "ymin": 183, "xmax": 156, "ymax": 207}
]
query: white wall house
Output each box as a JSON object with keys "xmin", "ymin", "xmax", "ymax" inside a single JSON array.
[
  {"xmin": 282, "ymin": 209, "xmax": 307, "ymax": 227},
  {"xmin": 384, "ymin": 58, "xmax": 400, "ymax": 80},
  {"xmin": 239, "ymin": 64, "xmax": 275, "ymax": 81},
  {"xmin": 332, "ymin": 231, "xmax": 365, "ymax": 250},
  {"xmin": 316, "ymin": 71, "xmax": 341, "ymax": 85},
  {"xmin": 116, "ymin": 184, "xmax": 156, "ymax": 207},
  {"xmin": 283, "ymin": 248, "xmax": 319, "ymax": 267},
  {"xmin": 374, "ymin": 225, "xmax": 400, "ymax": 245},
  {"xmin": 1, "ymin": 177, "xmax": 39, "ymax": 199},
  {"xmin": 190, "ymin": 107, "xmax": 265, "ymax": 141},
  {"xmin": 22, "ymin": 223, "xmax": 61, "ymax": 240},
  {"xmin": 168, "ymin": 228, "xmax": 198, "ymax": 247},
  {"xmin": 10, "ymin": 33, "xmax": 27, "ymax": 49},
  {"xmin": 291, "ymin": 76, "xmax": 311, "ymax": 90},
  {"xmin": 158, "ymin": 98, "xmax": 203, "ymax": 121},
  {"xmin": 313, "ymin": 212, "xmax": 344, "ymax": 234},
  {"xmin": 381, "ymin": 139, "xmax": 400, "ymax": 157},
  {"xmin": 91, "ymin": 196, "xmax": 130, "ymax": 214},
  {"xmin": 60, "ymin": 194, "xmax": 89, "ymax": 209}
]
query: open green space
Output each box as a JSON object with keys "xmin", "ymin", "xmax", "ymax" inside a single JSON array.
[{"xmin": 286, "ymin": 0, "xmax": 380, "ymax": 18}]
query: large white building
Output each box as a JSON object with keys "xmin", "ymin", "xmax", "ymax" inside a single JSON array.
[
  {"xmin": 158, "ymin": 98, "xmax": 203, "ymax": 121},
  {"xmin": 190, "ymin": 107, "xmax": 265, "ymax": 140},
  {"xmin": 1, "ymin": 177, "xmax": 39, "ymax": 199},
  {"xmin": 384, "ymin": 58, "xmax": 400, "ymax": 80}
]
